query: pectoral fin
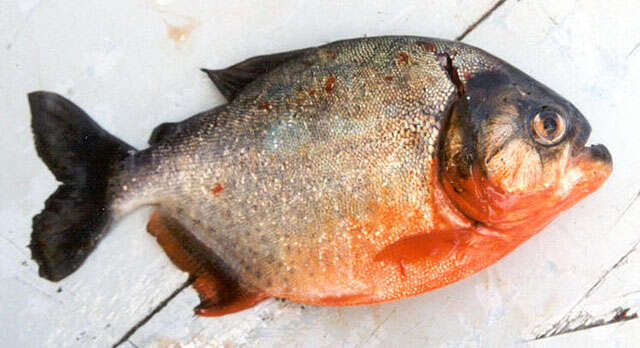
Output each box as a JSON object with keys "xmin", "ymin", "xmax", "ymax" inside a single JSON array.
[
  {"xmin": 147, "ymin": 211, "xmax": 268, "ymax": 316},
  {"xmin": 374, "ymin": 229, "xmax": 474, "ymax": 265}
]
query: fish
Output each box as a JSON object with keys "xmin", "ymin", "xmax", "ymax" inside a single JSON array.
[{"xmin": 28, "ymin": 36, "xmax": 612, "ymax": 316}]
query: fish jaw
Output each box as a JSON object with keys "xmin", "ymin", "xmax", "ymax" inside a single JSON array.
[
  {"xmin": 439, "ymin": 141, "xmax": 612, "ymax": 237},
  {"xmin": 553, "ymin": 144, "xmax": 612, "ymax": 207}
]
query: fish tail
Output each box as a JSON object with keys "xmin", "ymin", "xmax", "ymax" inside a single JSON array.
[{"xmin": 28, "ymin": 91, "xmax": 135, "ymax": 281}]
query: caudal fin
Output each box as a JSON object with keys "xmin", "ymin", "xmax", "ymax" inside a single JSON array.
[{"xmin": 28, "ymin": 91, "xmax": 135, "ymax": 281}]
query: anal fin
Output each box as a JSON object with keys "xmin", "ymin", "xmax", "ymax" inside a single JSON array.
[
  {"xmin": 147, "ymin": 211, "xmax": 268, "ymax": 316},
  {"xmin": 192, "ymin": 273, "xmax": 267, "ymax": 316}
]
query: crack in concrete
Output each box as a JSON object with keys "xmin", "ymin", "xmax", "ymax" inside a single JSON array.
[
  {"xmin": 583, "ymin": 238, "xmax": 639, "ymax": 301},
  {"xmin": 614, "ymin": 190, "xmax": 640, "ymax": 226},
  {"xmin": 533, "ymin": 307, "xmax": 638, "ymax": 340},
  {"xmin": 357, "ymin": 309, "xmax": 397, "ymax": 348},
  {"xmin": 456, "ymin": 0, "xmax": 507, "ymax": 41},
  {"xmin": 0, "ymin": 234, "xmax": 29, "ymax": 258},
  {"xmin": 532, "ymin": 191, "xmax": 640, "ymax": 339},
  {"xmin": 112, "ymin": 278, "xmax": 193, "ymax": 348},
  {"xmin": 628, "ymin": 42, "xmax": 640, "ymax": 57}
]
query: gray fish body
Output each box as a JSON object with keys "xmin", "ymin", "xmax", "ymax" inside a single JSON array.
[{"xmin": 30, "ymin": 36, "xmax": 611, "ymax": 308}]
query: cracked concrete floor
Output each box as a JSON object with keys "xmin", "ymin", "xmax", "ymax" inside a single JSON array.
[{"xmin": 1, "ymin": 0, "xmax": 639, "ymax": 347}]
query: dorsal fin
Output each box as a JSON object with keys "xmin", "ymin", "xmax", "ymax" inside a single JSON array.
[{"xmin": 202, "ymin": 48, "xmax": 311, "ymax": 101}]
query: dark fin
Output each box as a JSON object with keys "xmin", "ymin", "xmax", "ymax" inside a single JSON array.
[
  {"xmin": 193, "ymin": 275, "xmax": 268, "ymax": 317},
  {"xmin": 28, "ymin": 91, "xmax": 135, "ymax": 282},
  {"xmin": 148, "ymin": 122, "xmax": 180, "ymax": 146},
  {"xmin": 147, "ymin": 105, "xmax": 227, "ymax": 146},
  {"xmin": 202, "ymin": 48, "xmax": 311, "ymax": 101},
  {"xmin": 147, "ymin": 211, "xmax": 269, "ymax": 316}
]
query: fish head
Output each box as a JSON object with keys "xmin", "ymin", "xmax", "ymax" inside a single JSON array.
[{"xmin": 439, "ymin": 66, "xmax": 612, "ymax": 232}]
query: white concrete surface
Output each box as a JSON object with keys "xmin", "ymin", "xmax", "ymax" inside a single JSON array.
[{"xmin": 1, "ymin": 0, "xmax": 638, "ymax": 347}]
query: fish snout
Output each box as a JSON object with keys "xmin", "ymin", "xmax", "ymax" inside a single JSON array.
[
  {"xmin": 566, "ymin": 143, "xmax": 613, "ymax": 196},
  {"xmin": 586, "ymin": 144, "xmax": 612, "ymax": 168}
]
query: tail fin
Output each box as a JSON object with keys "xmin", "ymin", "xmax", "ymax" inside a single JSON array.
[{"xmin": 28, "ymin": 91, "xmax": 135, "ymax": 281}]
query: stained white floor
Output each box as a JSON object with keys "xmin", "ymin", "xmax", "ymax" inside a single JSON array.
[{"xmin": 1, "ymin": 0, "xmax": 639, "ymax": 347}]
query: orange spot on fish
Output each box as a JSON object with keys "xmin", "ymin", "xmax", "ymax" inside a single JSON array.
[
  {"xmin": 398, "ymin": 259, "xmax": 408, "ymax": 278},
  {"xmin": 260, "ymin": 101, "xmax": 271, "ymax": 110},
  {"xmin": 384, "ymin": 76, "xmax": 393, "ymax": 81},
  {"xmin": 416, "ymin": 41, "xmax": 437, "ymax": 52},
  {"xmin": 309, "ymin": 89, "xmax": 316, "ymax": 96},
  {"xmin": 464, "ymin": 72, "xmax": 470, "ymax": 80},
  {"xmin": 210, "ymin": 183, "xmax": 223, "ymax": 195},
  {"xmin": 325, "ymin": 76, "xmax": 336, "ymax": 93},
  {"xmin": 398, "ymin": 52, "xmax": 409, "ymax": 64},
  {"xmin": 325, "ymin": 50, "xmax": 336, "ymax": 60}
]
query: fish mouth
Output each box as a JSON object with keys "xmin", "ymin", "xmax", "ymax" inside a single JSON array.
[
  {"xmin": 584, "ymin": 143, "xmax": 612, "ymax": 167},
  {"xmin": 576, "ymin": 143, "xmax": 613, "ymax": 178},
  {"xmin": 560, "ymin": 143, "xmax": 612, "ymax": 200}
]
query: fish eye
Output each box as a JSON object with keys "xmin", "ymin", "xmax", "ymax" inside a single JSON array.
[{"xmin": 530, "ymin": 109, "xmax": 567, "ymax": 146}]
